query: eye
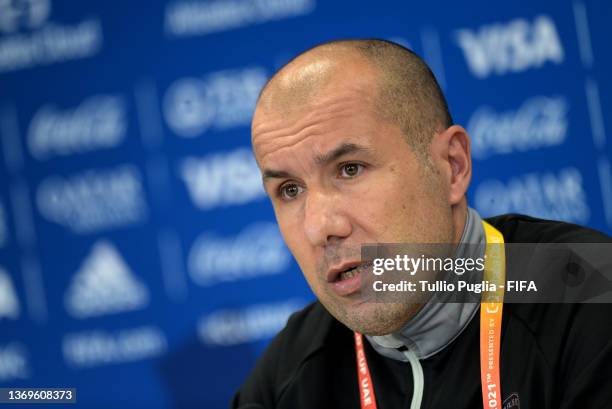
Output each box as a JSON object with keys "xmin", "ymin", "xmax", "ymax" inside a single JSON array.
[
  {"xmin": 279, "ymin": 182, "xmax": 304, "ymax": 201},
  {"xmin": 339, "ymin": 163, "xmax": 364, "ymax": 178}
]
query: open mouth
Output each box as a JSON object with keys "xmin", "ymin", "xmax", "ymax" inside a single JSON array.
[{"xmin": 328, "ymin": 261, "xmax": 373, "ymax": 296}]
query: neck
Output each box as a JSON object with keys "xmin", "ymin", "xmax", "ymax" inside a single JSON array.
[{"xmin": 366, "ymin": 205, "xmax": 486, "ymax": 360}]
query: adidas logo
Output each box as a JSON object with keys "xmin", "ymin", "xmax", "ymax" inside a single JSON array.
[
  {"xmin": 0, "ymin": 268, "xmax": 19, "ymax": 320},
  {"xmin": 64, "ymin": 240, "xmax": 149, "ymax": 319}
]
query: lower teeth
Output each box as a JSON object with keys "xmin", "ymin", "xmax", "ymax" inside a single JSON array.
[{"xmin": 340, "ymin": 269, "xmax": 356, "ymax": 281}]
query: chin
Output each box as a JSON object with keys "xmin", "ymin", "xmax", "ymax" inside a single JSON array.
[
  {"xmin": 328, "ymin": 299, "xmax": 422, "ymax": 336},
  {"xmin": 356, "ymin": 322, "xmax": 403, "ymax": 336}
]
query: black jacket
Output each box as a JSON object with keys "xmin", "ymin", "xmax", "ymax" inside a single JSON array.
[{"xmin": 232, "ymin": 214, "xmax": 612, "ymax": 409}]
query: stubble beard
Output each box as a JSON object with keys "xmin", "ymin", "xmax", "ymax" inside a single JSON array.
[
  {"xmin": 320, "ymin": 224, "xmax": 454, "ymax": 336},
  {"xmin": 319, "ymin": 288, "xmax": 425, "ymax": 336}
]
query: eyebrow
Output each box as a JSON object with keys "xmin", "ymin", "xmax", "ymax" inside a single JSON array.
[
  {"xmin": 261, "ymin": 142, "xmax": 371, "ymax": 181},
  {"xmin": 262, "ymin": 169, "xmax": 293, "ymax": 180},
  {"xmin": 314, "ymin": 143, "xmax": 369, "ymax": 166}
]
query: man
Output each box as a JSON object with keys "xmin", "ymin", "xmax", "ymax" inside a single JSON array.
[{"xmin": 232, "ymin": 39, "xmax": 612, "ymax": 409}]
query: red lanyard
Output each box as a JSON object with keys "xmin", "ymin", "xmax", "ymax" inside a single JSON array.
[
  {"xmin": 354, "ymin": 221, "xmax": 506, "ymax": 409},
  {"xmin": 354, "ymin": 331, "xmax": 378, "ymax": 408}
]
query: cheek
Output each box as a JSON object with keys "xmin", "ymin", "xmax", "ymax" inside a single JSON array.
[
  {"xmin": 276, "ymin": 212, "xmax": 317, "ymax": 274},
  {"xmin": 349, "ymin": 173, "xmax": 418, "ymax": 234}
]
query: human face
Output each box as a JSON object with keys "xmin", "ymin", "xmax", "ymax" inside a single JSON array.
[{"xmin": 252, "ymin": 64, "xmax": 454, "ymax": 335}]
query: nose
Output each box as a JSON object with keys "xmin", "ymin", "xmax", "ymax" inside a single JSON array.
[{"xmin": 303, "ymin": 189, "xmax": 352, "ymax": 247}]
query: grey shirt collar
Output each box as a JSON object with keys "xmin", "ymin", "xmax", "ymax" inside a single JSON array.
[{"xmin": 366, "ymin": 207, "xmax": 486, "ymax": 360}]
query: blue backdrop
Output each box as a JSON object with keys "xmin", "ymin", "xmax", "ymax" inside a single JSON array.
[{"xmin": 0, "ymin": 0, "xmax": 610, "ymax": 408}]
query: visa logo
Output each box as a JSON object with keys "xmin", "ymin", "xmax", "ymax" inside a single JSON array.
[
  {"xmin": 455, "ymin": 15, "xmax": 564, "ymax": 78},
  {"xmin": 179, "ymin": 148, "xmax": 265, "ymax": 210}
]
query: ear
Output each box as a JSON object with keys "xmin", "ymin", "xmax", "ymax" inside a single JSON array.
[{"xmin": 430, "ymin": 125, "xmax": 472, "ymax": 205}]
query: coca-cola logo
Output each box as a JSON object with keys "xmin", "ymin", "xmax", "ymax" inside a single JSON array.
[
  {"xmin": 188, "ymin": 222, "xmax": 290, "ymax": 286},
  {"xmin": 468, "ymin": 96, "xmax": 568, "ymax": 159},
  {"xmin": 27, "ymin": 95, "xmax": 126, "ymax": 160}
]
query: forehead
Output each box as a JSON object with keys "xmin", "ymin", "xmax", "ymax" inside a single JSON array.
[{"xmin": 252, "ymin": 75, "xmax": 382, "ymax": 166}]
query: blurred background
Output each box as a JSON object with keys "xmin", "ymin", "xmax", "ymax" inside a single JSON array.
[{"xmin": 0, "ymin": 0, "xmax": 610, "ymax": 407}]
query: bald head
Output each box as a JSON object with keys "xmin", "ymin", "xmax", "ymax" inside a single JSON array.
[
  {"xmin": 256, "ymin": 45, "xmax": 370, "ymax": 116},
  {"xmin": 255, "ymin": 39, "xmax": 453, "ymax": 159}
]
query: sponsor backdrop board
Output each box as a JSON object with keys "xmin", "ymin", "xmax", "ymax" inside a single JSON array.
[{"xmin": 0, "ymin": 0, "xmax": 611, "ymax": 408}]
